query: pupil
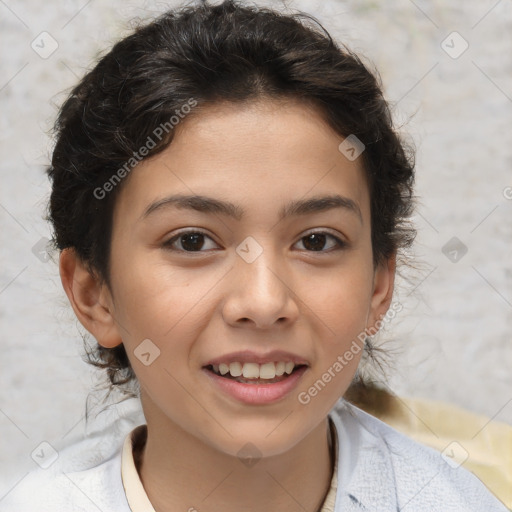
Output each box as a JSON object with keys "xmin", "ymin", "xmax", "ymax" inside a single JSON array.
[
  {"xmin": 303, "ymin": 233, "xmax": 325, "ymax": 251},
  {"xmin": 182, "ymin": 233, "xmax": 204, "ymax": 251}
]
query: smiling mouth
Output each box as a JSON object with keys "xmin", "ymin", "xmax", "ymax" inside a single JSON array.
[{"xmin": 204, "ymin": 362, "xmax": 308, "ymax": 384}]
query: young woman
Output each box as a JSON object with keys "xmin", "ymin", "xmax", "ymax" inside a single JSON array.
[{"xmin": 2, "ymin": 1, "xmax": 507, "ymax": 511}]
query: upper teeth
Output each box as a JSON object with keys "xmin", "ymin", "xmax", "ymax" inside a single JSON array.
[{"xmin": 212, "ymin": 361, "xmax": 296, "ymax": 379}]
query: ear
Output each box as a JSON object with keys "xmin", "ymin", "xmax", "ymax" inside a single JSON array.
[
  {"xmin": 59, "ymin": 248, "xmax": 123, "ymax": 349},
  {"xmin": 366, "ymin": 253, "xmax": 396, "ymax": 335}
]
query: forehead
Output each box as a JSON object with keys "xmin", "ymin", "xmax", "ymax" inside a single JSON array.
[{"xmin": 113, "ymin": 98, "xmax": 370, "ymax": 224}]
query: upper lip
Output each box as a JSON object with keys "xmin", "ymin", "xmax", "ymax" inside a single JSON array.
[{"xmin": 204, "ymin": 350, "xmax": 310, "ymax": 367}]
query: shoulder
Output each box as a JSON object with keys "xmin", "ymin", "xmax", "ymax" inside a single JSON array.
[
  {"xmin": 0, "ymin": 428, "xmax": 133, "ymax": 512},
  {"xmin": 328, "ymin": 400, "xmax": 509, "ymax": 511}
]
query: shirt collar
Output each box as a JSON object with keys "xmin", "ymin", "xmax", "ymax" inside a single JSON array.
[
  {"xmin": 120, "ymin": 424, "xmax": 156, "ymax": 512},
  {"xmin": 329, "ymin": 400, "xmax": 398, "ymax": 510}
]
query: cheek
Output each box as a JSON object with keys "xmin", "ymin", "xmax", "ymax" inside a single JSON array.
[
  {"xmin": 112, "ymin": 252, "xmax": 213, "ymax": 334},
  {"xmin": 310, "ymin": 263, "xmax": 374, "ymax": 336},
  {"xmin": 300, "ymin": 263, "xmax": 372, "ymax": 394},
  {"xmin": 114, "ymin": 269, "xmax": 208, "ymax": 412},
  {"xmin": 108, "ymin": 261, "xmax": 204, "ymax": 389}
]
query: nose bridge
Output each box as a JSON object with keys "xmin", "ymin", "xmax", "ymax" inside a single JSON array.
[
  {"xmin": 251, "ymin": 255, "xmax": 282, "ymax": 293},
  {"xmin": 236, "ymin": 237, "xmax": 286, "ymax": 298},
  {"xmin": 223, "ymin": 236, "xmax": 297, "ymax": 327}
]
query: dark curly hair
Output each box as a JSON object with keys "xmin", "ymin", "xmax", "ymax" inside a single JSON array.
[{"xmin": 46, "ymin": 0, "xmax": 416, "ymax": 406}]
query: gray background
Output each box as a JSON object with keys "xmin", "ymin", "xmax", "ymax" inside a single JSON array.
[{"xmin": 1, "ymin": 0, "xmax": 511, "ymax": 494}]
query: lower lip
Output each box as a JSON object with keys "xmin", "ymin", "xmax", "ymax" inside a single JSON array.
[{"xmin": 202, "ymin": 366, "xmax": 308, "ymax": 405}]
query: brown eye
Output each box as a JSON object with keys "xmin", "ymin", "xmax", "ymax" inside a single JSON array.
[
  {"xmin": 163, "ymin": 230, "xmax": 219, "ymax": 252},
  {"xmin": 295, "ymin": 232, "xmax": 346, "ymax": 252}
]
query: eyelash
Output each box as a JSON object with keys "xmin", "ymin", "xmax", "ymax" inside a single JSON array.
[{"xmin": 162, "ymin": 229, "xmax": 347, "ymax": 254}]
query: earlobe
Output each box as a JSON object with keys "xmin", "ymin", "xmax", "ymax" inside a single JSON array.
[
  {"xmin": 59, "ymin": 248, "xmax": 123, "ymax": 349},
  {"xmin": 366, "ymin": 254, "xmax": 397, "ymax": 335}
]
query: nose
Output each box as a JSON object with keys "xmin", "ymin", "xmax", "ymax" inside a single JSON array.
[{"xmin": 222, "ymin": 247, "xmax": 300, "ymax": 330}]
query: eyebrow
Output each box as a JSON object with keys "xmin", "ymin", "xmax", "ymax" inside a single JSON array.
[{"xmin": 140, "ymin": 193, "xmax": 363, "ymax": 224}]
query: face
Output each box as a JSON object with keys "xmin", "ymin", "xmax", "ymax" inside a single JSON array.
[{"xmin": 80, "ymin": 99, "xmax": 394, "ymax": 457}]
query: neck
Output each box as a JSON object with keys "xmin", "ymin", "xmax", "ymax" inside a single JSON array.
[{"xmin": 137, "ymin": 416, "xmax": 334, "ymax": 512}]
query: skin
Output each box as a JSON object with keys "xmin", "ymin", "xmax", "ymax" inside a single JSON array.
[{"xmin": 60, "ymin": 98, "xmax": 395, "ymax": 512}]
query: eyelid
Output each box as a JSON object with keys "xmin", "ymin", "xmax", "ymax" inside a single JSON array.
[{"xmin": 301, "ymin": 227, "xmax": 346, "ymax": 241}]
